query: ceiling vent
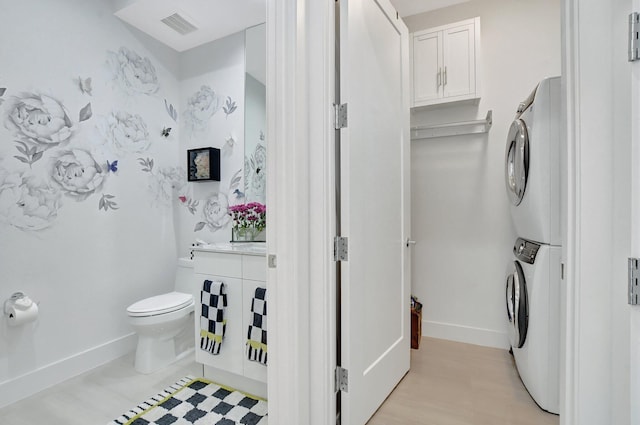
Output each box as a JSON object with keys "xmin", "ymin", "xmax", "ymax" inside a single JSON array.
[{"xmin": 161, "ymin": 13, "xmax": 198, "ymax": 35}]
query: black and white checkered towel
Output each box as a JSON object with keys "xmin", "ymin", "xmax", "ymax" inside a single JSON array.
[
  {"xmin": 200, "ymin": 280, "xmax": 227, "ymax": 354},
  {"xmin": 246, "ymin": 287, "xmax": 267, "ymax": 365}
]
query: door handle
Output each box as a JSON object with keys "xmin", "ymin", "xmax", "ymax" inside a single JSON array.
[
  {"xmin": 444, "ymin": 66, "xmax": 447, "ymax": 85},
  {"xmin": 437, "ymin": 68, "xmax": 441, "ymax": 87},
  {"xmin": 406, "ymin": 238, "xmax": 417, "ymax": 247}
]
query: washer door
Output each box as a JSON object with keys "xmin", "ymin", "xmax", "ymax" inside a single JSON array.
[
  {"xmin": 506, "ymin": 260, "xmax": 528, "ymax": 348},
  {"xmin": 505, "ymin": 119, "xmax": 529, "ymax": 206}
]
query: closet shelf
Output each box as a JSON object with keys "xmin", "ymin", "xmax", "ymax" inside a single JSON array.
[{"xmin": 411, "ymin": 110, "xmax": 492, "ymax": 140}]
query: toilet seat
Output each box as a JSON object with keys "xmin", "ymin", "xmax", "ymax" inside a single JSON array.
[{"xmin": 127, "ymin": 292, "xmax": 193, "ymax": 317}]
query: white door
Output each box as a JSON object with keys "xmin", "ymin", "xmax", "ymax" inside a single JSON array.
[
  {"xmin": 339, "ymin": 0, "xmax": 410, "ymax": 424},
  {"xmin": 442, "ymin": 23, "xmax": 475, "ymax": 99},
  {"xmin": 632, "ymin": 8, "xmax": 640, "ymax": 418},
  {"xmin": 412, "ymin": 30, "xmax": 442, "ymax": 104}
]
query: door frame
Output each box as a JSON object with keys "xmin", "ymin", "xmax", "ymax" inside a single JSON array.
[
  {"xmin": 265, "ymin": 0, "xmax": 336, "ymax": 424},
  {"xmin": 562, "ymin": 0, "xmax": 631, "ymax": 424},
  {"xmin": 267, "ymin": 1, "xmax": 630, "ymax": 425}
]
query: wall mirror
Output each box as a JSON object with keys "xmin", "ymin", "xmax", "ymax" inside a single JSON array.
[{"xmin": 244, "ymin": 23, "xmax": 267, "ymax": 204}]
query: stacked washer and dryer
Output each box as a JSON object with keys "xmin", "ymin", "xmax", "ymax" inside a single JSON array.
[{"xmin": 504, "ymin": 76, "xmax": 561, "ymax": 415}]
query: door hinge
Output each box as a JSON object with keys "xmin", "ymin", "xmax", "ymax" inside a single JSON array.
[
  {"xmin": 629, "ymin": 258, "xmax": 640, "ymax": 305},
  {"xmin": 334, "ymin": 103, "xmax": 348, "ymax": 129},
  {"xmin": 335, "ymin": 366, "xmax": 349, "ymax": 392},
  {"xmin": 334, "ymin": 236, "xmax": 348, "ymax": 261},
  {"xmin": 630, "ymin": 12, "xmax": 640, "ymax": 61}
]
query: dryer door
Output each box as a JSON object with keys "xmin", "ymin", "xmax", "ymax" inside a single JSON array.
[
  {"xmin": 506, "ymin": 260, "xmax": 529, "ymax": 348},
  {"xmin": 505, "ymin": 119, "xmax": 529, "ymax": 206}
]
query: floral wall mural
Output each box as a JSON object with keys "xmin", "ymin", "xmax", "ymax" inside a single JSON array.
[
  {"xmin": 1, "ymin": 91, "xmax": 99, "ymax": 227},
  {"xmin": 244, "ymin": 73, "xmax": 266, "ymax": 204},
  {"xmin": 5, "ymin": 92, "xmax": 76, "ymax": 151},
  {"xmin": 0, "ymin": 45, "xmax": 174, "ymax": 230},
  {"xmin": 0, "ymin": 0, "xmax": 248, "ymax": 402},
  {"xmin": 0, "ymin": 170, "xmax": 60, "ymax": 231},
  {"xmin": 106, "ymin": 47, "xmax": 160, "ymax": 96},
  {"xmin": 97, "ymin": 111, "xmax": 152, "ymax": 156},
  {"xmin": 184, "ymin": 85, "xmax": 221, "ymax": 132},
  {"xmin": 51, "ymin": 148, "xmax": 108, "ymax": 202},
  {"xmin": 0, "ymin": 26, "xmax": 245, "ymax": 240},
  {"xmin": 176, "ymin": 33, "xmax": 246, "ymax": 251},
  {"xmin": 0, "ymin": 0, "xmax": 184, "ymax": 394}
]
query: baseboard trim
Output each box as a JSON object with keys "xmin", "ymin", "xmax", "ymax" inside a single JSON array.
[
  {"xmin": 0, "ymin": 333, "xmax": 136, "ymax": 409},
  {"xmin": 422, "ymin": 320, "xmax": 509, "ymax": 349}
]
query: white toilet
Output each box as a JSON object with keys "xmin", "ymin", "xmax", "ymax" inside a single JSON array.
[{"xmin": 127, "ymin": 257, "xmax": 195, "ymax": 374}]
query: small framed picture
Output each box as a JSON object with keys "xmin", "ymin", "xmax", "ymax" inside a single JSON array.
[{"xmin": 187, "ymin": 147, "xmax": 220, "ymax": 182}]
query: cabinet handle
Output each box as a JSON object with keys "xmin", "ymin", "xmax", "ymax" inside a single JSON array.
[
  {"xmin": 437, "ymin": 68, "xmax": 441, "ymax": 87},
  {"xmin": 444, "ymin": 66, "xmax": 447, "ymax": 85}
]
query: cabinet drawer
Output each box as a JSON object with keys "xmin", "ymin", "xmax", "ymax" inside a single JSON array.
[
  {"xmin": 242, "ymin": 255, "xmax": 266, "ymax": 281},
  {"xmin": 195, "ymin": 252, "xmax": 242, "ymax": 278}
]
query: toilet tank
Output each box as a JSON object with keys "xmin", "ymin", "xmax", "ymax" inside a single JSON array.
[{"xmin": 174, "ymin": 257, "xmax": 195, "ymax": 294}]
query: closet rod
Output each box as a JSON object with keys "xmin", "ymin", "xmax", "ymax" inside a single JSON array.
[{"xmin": 411, "ymin": 110, "xmax": 492, "ymax": 140}]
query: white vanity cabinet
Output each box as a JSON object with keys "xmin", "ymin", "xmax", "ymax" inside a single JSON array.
[
  {"xmin": 411, "ymin": 17, "xmax": 480, "ymax": 108},
  {"xmin": 192, "ymin": 245, "xmax": 267, "ymax": 398}
]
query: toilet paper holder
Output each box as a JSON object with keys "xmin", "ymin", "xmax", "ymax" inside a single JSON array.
[{"xmin": 4, "ymin": 292, "xmax": 36, "ymax": 316}]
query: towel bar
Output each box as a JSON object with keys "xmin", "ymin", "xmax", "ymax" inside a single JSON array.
[{"xmin": 411, "ymin": 110, "xmax": 492, "ymax": 140}]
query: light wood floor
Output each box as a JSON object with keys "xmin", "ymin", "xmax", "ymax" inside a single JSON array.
[
  {"xmin": 368, "ymin": 337, "xmax": 559, "ymax": 425},
  {"xmin": 0, "ymin": 338, "xmax": 559, "ymax": 425},
  {"xmin": 0, "ymin": 352, "xmax": 203, "ymax": 425}
]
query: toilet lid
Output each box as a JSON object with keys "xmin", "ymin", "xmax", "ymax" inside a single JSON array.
[{"xmin": 127, "ymin": 292, "xmax": 193, "ymax": 317}]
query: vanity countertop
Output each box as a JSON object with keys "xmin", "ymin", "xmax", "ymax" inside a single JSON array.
[{"xmin": 191, "ymin": 242, "xmax": 266, "ymax": 257}]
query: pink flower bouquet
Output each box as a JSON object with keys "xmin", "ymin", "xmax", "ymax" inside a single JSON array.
[{"xmin": 228, "ymin": 202, "xmax": 266, "ymax": 241}]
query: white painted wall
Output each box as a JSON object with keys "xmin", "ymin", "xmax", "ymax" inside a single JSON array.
[
  {"xmin": 0, "ymin": 0, "xmax": 250, "ymax": 408},
  {"xmin": 0, "ymin": 0, "xmax": 181, "ymax": 408},
  {"xmin": 404, "ymin": 0, "xmax": 561, "ymax": 348}
]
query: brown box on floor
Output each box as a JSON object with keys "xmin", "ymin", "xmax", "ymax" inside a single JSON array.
[{"xmin": 411, "ymin": 301, "xmax": 422, "ymax": 349}]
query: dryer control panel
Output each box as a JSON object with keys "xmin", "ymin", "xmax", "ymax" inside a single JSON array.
[{"xmin": 514, "ymin": 238, "xmax": 540, "ymax": 264}]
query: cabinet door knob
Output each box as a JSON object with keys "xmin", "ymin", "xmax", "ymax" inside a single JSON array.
[{"xmin": 444, "ymin": 66, "xmax": 447, "ymax": 85}]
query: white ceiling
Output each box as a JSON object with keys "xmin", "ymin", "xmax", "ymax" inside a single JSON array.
[
  {"xmin": 113, "ymin": 0, "xmax": 266, "ymax": 52},
  {"xmin": 113, "ymin": 0, "xmax": 468, "ymax": 52},
  {"xmin": 390, "ymin": 0, "xmax": 471, "ymax": 18}
]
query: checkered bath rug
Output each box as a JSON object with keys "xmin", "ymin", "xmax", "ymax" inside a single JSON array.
[{"xmin": 109, "ymin": 376, "xmax": 267, "ymax": 425}]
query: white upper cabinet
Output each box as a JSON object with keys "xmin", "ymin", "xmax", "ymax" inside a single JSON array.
[{"xmin": 411, "ymin": 17, "xmax": 480, "ymax": 108}]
